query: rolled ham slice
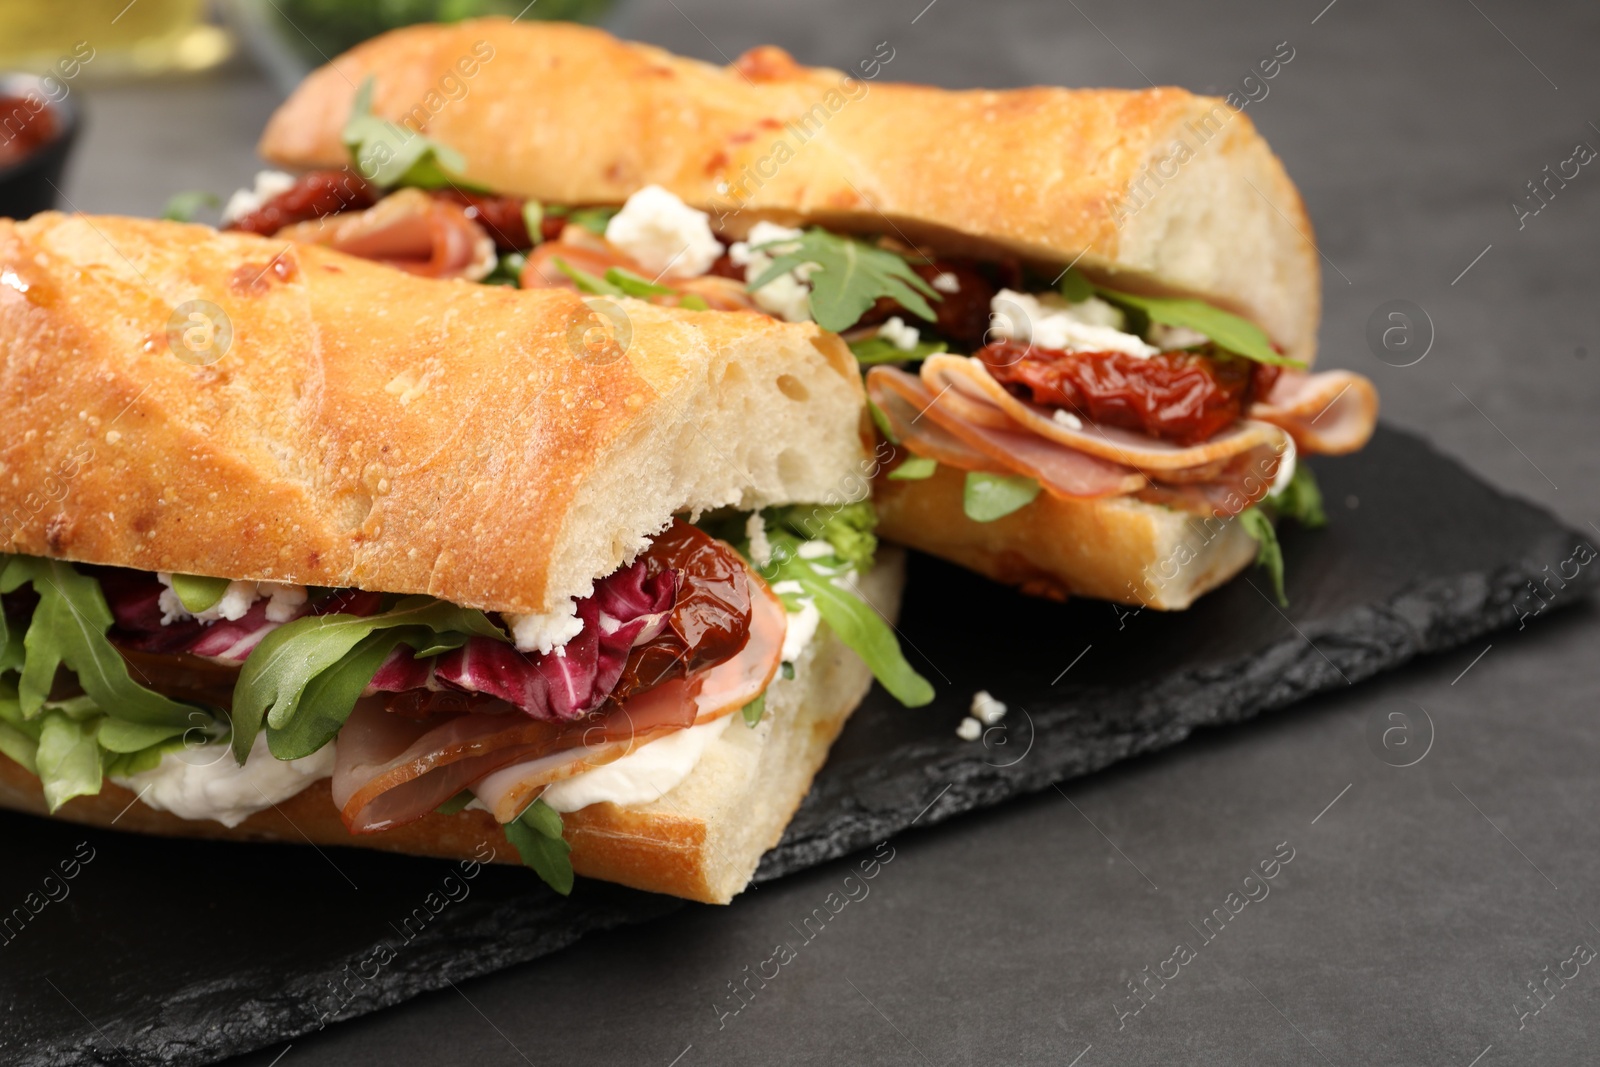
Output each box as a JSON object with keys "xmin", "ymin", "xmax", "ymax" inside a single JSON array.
[
  {"xmin": 332, "ymin": 566, "xmax": 787, "ymax": 831},
  {"xmin": 921, "ymin": 355, "xmax": 1290, "ymax": 473},
  {"xmin": 1249, "ymin": 369, "xmax": 1378, "ymax": 454},
  {"xmin": 278, "ymin": 187, "xmax": 496, "ymax": 281},
  {"xmin": 867, "ymin": 366, "xmax": 1145, "ymax": 499}
]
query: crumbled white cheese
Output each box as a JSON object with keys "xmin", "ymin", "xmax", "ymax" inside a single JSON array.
[
  {"xmin": 970, "ymin": 690, "xmax": 1008, "ymax": 725},
  {"xmin": 795, "ymin": 539, "xmax": 835, "ymax": 560},
  {"xmin": 1149, "ymin": 323, "xmax": 1211, "ymax": 349},
  {"xmin": 746, "ymin": 512, "xmax": 772, "ymax": 568},
  {"xmin": 781, "ymin": 597, "xmax": 821, "ymax": 663},
  {"xmin": 771, "ymin": 580, "xmax": 805, "ymax": 596},
  {"xmin": 729, "ymin": 221, "xmax": 812, "ymax": 322},
  {"xmin": 111, "ymin": 734, "xmax": 335, "ymax": 829},
  {"xmin": 878, "ymin": 316, "xmax": 921, "ymax": 351},
  {"xmin": 156, "ymin": 574, "xmax": 307, "ymax": 626},
  {"xmin": 989, "ymin": 289, "xmax": 1158, "ymax": 358},
  {"xmin": 1051, "ymin": 409, "xmax": 1084, "ymax": 431},
  {"xmin": 1064, "ymin": 295, "xmax": 1129, "ymax": 330},
  {"xmin": 956, "ymin": 717, "xmax": 983, "ymax": 741},
  {"xmin": 507, "ymin": 599, "xmax": 585, "ymax": 655},
  {"xmin": 931, "ymin": 271, "xmax": 961, "ymax": 294},
  {"xmin": 1268, "ymin": 435, "xmax": 1297, "ymax": 497},
  {"xmin": 220, "ymin": 170, "xmax": 296, "ymax": 225},
  {"xmin": 604, "ymin": 185, "xmax": 723, "ymax": 278}
]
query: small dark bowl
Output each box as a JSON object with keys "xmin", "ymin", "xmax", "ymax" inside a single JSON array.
[{"xmin": 0, "ymin": 72, "xmax": 81, "ymax": 221}]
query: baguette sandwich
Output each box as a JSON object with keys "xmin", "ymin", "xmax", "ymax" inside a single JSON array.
[
  {"xmin": 238, "ymin": 18, "xmax": 1378, "ymax": 611},
  {"xmin": 0, "ymin": 212, "xmax": 930, "ymax": 904}
]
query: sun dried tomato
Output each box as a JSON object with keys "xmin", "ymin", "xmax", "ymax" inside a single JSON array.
[{"xmin": 980, "ymin": 341, "xmax": 1280, "ymax": 446}]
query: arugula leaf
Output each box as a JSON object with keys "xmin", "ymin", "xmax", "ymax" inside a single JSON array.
[
  {"xmin": 748, "ymin": 229, "xmax": 940, "ymax": 332},
  {"xmin": 1239, "ymin": 507, "xmax": 1287, "ymax": 606},
  {"xmin": 678, "ymin": 293, "xmax": 710, "ymax": 311},
  {"xmin": 35, "ymin": 711, "xmax": 102, "ymax": 812},
  {"xmin": 436, "ymin": 791, "xmax": 474, "ymax": 816},
  {"xmin": 521, "ymin": 201, "xmax": 545, "ymax": 246},
  {"xmin": 342, "ymin": 76, "xmax": 469, "ymax": 190},
  {"xmin": 483, "ymin": 251, "xmax": 527, "ymax": 288},
  {"xmin": 1, "ymin": 557, "xmax": 203, "ymax": 733},
  {"xmin": 269, "ymin": 626, "xmax": 469, "ymax": 760},
  {"xmin": 963, "ymin": 472, "xmax": 1041, "ymax": 522},
  {"xmin": 780, "ymin": 661, "xmax": 795, "ymax": 681},
  {"xmin": 763, "ymin": 531, "xmax": 934, "ymax": 707},
  {"xmin": 868, "ymin": 399, "xmax": 899, "ymax": 445},
  {"xmin": 503, "ymin": 799, "xmax": 574, "ymax": 895},
  {"xmin": 1271, "ymin": 463, "xmax": 1327, "ymax": 528},
  {"xmin": 544, "ymin": 204, "xmax": 618, "ymax": 236},
  {"xmin": 552, "ymin": 256, "xmax": 623, "ymax": 297},
  {"xmin": 847, "ymin": 335, "xmax": 948, "ymax": 365},
  {"xmin": 161, "ymin": 191, "xmax": 218, "ymax": 222},
  {"xmin": 605, "ymin": 267, "xmax": 675, "ymax": 298},
  {"xmin": 169, "ymin": 573, "xmax": 230, "ymax": 614},
  {"xmin": 741, "ymin": 692, "xmax": 765, "ymax": 727},
  {"xmin": 231, "ymin": 596, "xmax": 506, "ymax": 764},
  {"xmin": 768, "ymin": 501, "xmax": 878, "ymax": 569},
  {"xmin": 887, "ymin": 455, "xmax": 938, "ymax": 481},
  {"xmin": 1058, "ymin": 266, "xmax": 1095, "ymax": 303}
]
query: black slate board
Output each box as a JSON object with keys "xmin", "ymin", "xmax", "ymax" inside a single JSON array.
[{"xmin": 3, "ymin": 425, "xmax": 1593, "ymax": 1067}]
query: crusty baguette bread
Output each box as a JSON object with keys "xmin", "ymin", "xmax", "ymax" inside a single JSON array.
[
  {"xmin": 875, "ymin": 465, "xmax": 1256, "ymax": 609},
  {"xmin": 258, "ymin": 18, "xmax": 1320, "ymax": 366},
  {"xmin": 0, "ymin": 553, "xmax": 903, "ymax": 904},
  {"xmin": 0, "ymin": 213, "xmax": 866, "ymax": 615}
]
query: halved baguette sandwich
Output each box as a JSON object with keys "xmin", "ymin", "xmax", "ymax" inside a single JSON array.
[
  {"xmin": 239, "ymin": 18, "xmax": 1378, "ymax": 611},
  {"xmin": 0, "ymin": 212, "xmax": 930, "ymax": 904}
]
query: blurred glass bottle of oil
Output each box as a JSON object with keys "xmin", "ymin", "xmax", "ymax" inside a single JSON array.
[{"xmin": 0, "ymin": 0, "xmax": 232, "ymax": 76}]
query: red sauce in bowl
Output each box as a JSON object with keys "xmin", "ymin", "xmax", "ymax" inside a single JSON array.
[{"xmin": 0, "ymin": 93, "xmax": 59, "ymax": 169}]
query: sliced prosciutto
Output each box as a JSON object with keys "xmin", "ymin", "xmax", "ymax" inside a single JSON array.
[
  {"xmin": 276, "ymin": 187, "xmax": 496, "ymax": 281},
  {"xmin": 329, "ymin": 524, "xmax": 777, "ymax": 832},
  {"xmin": 867, "ymin": 365, "xmax": 1145, "ymax": 499},
  {"xmin": 1250, "ymin": 369, "xmax": 1379, "ymax": 454}
]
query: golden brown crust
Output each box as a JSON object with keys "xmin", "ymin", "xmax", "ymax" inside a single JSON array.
[
  {"xmin": 0, "ymin": 213, "xmax": 865, "ymax": 614},
  {"xmin": 874, "ymin": 465, "xmax": 1257, "ymax": 609},
  {"xmin": 259, "ymin": 19, "xmax": 1319, "ymax": 363}
]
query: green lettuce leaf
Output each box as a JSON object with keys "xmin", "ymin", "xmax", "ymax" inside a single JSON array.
[
  {"xmin": 544, "ymin": 204, "xmax": 618, "ymax": 236},
  {"xmin": 963, "ymin": 472, "xmax": 1041, "ymax": 522},
  {"xmin": 1239, "ymin": 507, "xmax": 1287, "ymax": 606},
  {"xmin": 768, "ymin": 501, "xmax": 878, "ymax": 569},
  {"xmin": 0, "ymin": 556, "xmax": 204, "ymax": 736},
  {"xmin": 483, "ymin": 251, "xmax": 527, "ymax": 288},
  {"xmin": 268, "ymin": 626, "xmax": 470, "ymax": 760},
  {"xmin": 1272, "ymin": 463, "xmax": 1327, "ymax": 527},
  {"xmin": 1059, "ymin": 267, "xmax": 1302, "ymax": 368},
  {"xmin": 35, "ymin": 710, "xmax": 102, "ymax": 812},
  {"xmin": 160, "ymin": 191, "xmax": 218, "ymax": 222},
  {"xmin": 231, "ymin": 596, "xmax": 506, "ymax": 764},
  {"xmin": 552, "ymin": 256, "xmax": 623, "ymax": 297},
  {"xmin": 887, "ymin": 455, "xmax": 938, "ymax": 481},
  {"xmin": 503, "ymin": 799, "xmax": 574, "ymax": 895},
  {"xmin": 741, "ymin": 691, "xmax": 765, "ymax": 727},
  {"xmin": 169, "ymin": 573, "xmax": 230, "ymax": 614},
  {"xmin": 763, "ymin": 531, "xmax": 934, "ymax": 707},
  {"xmin": 605, "ymin": 267, "xmax": 675, "ymax": 298},
  {"xmin": 521, "ymin": 201, "xmax": 545, "ymax": 246},
  {"xmin": 342, "ymin": 77, "xmax": 469, "ymax": 190},
  {"xmin": 749, "ymin": 229, "xmax": 939, "ymax": 332},
  {"xmin": 847, "ymin": 335, "xmax": 948, "ymax": 365},
  {"xmin": 868, "ymin": 398, "xmax": 899, "ymax": 445}
]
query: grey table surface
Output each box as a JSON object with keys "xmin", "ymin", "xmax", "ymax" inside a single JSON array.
[{"xmin": 55, "ymin": 0, "xmax": 1600, "ymax": 1064}]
